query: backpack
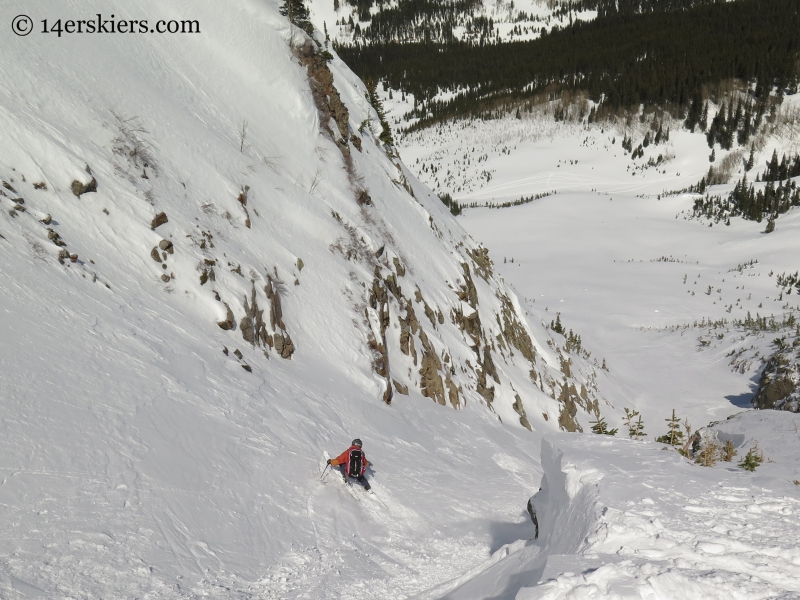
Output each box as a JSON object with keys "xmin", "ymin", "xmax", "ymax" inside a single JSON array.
[{"xmin": 347, "ymin": 449, "xmax": 363, "ymax": 477}]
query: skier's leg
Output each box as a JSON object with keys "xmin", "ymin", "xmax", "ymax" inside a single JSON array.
[
  {"xmin": 339, "ymin": 465, "xmax": 347, "ymax": 482},
  {"xmin": 357, "ymin": 474, "xmax": 371, "ymax": 491}
]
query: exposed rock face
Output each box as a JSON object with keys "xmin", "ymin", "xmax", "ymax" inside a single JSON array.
[
  {"xmin": 264, "ymin": 275, "xmax": 294, "ymax": 360},
  {"xmin": 150, "ymin": 247, "xmax": 161, "ymax": 262},
  {"xmin": 241, "ymin": 283, "xmax": 268, "ymax": 347},
  {"xmin": 47, "ymin": 229, "xmax": 66, "ymax": 247},
  {"xmin": 467, "ymin": 246, "xmax": 493, "ymax": 280},
  {"xmin": 368, "ymin": 273, "xmax": 393, "ymax": 404},
  {"xmin": 754, "ymin": 349, "xmax": 800, "ymax": 412},
  {"xmin": 71, "ymin": 177, "xmax": 97, "ymax": 197},
  {"xmin": 445, "ymin": 376, "xmax": 460, "ymax": 409},
  {"xmin": 498, "ymin": 294, "xmax": 537, "ymax": 364},
  {"xmin": 513, "ymin": 394, "xmax": 532, "ymax": 431},
  {"xmin": 393, "ymin": 379, "xmax": 409, "ymax": 395},
  {"xmin": 557, "ymin": 382, "xmax": 585, "ymax": 432},
  {"xmin": 296, "ymin": 40, "xmax": 350, "ymax": 157},
  {"xmin": 273, "ymin": 333, "xmax": 294, "ymax": 359},
  {"xmin": 419, "ymin": 336, "xmax": 445, "ymax": 406},
  {"xmin": 399, "ymin": 302, "xmax": 419, "ymax": 365}
]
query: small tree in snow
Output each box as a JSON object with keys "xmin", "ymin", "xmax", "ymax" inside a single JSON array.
[
  {"xmin": 623, "ymin": 408, "xmax": 646, "ymax": 439},
  {"xmin": 739, "ymin": 442, "xmax": 763, "ymax": 472},
  {"xmin": 656, "ymin": 409, "xmax": 684, "ymax": 449},
  {"xmin": 633, "ymin": 415, "xmax": 646, "ymax": 439},
  {"xmin": 720, "ymin": 439, "xmax": 738, "ymax": 462},
  {"xmin": 590, "ymin": 416, "xmax": 618, "ymax": 436},
  {"xmin": 695, "ymin": 431, "xmax": 720, "ymax": 467}
]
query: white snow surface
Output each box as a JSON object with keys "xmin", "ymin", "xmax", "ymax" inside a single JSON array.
[{"xmin": 3, "ymin": 0, "xmax": 800, "ymax": 598}]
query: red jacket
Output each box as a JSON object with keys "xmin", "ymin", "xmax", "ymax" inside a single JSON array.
[{"xmin": 330, "ymin": 446, "xmax": 369, "ymax": 475}]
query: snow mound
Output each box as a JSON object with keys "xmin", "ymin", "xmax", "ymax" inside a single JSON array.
[
  {"xmin": 521, "ymin": 429, "xmax": 800, "ymax": 599},
  {"xmin": 442, "ymin": 423, "xmax": 800, "ymax": 599}
]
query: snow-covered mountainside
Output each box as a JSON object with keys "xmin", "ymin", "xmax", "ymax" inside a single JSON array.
[
  {"xmin": 0, "ymin": 0, "xmax": 613, "ymax": 597},
  {"xmin": 4, "ymin": 0, "xmax": 800, "ymax": 598}
]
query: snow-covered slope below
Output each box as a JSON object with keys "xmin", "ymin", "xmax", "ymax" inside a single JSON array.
[{"xmin": 0, "ymin": 0, "xmax": 608, "ymax": 597}]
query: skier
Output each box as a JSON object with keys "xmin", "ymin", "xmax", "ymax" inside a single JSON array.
[{"xmin": 327, "ymin": 438, "xmax": 371, "ymax": 490}]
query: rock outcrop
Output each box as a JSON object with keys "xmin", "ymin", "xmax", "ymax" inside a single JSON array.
[{"xmin": 754, "ymin": 347, "xmax": 800, "ymax": 412}]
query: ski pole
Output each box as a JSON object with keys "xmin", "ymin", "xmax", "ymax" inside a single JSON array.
[{"xmin": 320, "ymin": 463, "xmax": 331, "ymax": 482}]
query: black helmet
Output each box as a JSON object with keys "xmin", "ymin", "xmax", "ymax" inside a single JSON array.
[{"xmin": 352, "ymin": 438, "xmax": 363, "ymax": 447}]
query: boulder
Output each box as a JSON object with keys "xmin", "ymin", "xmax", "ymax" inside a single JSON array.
[
  {"xmin": 71, "ymin": 177, "xmax": 97, "ymax": 197},
  {"xmin": 150, "ymin": 212, "xmax": 168, "ymax": 230}
]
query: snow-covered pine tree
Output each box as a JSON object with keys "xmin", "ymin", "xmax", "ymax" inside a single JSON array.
[
  {"xmin": 633, "ymin": 415, "xmax": 646, "ymax": 439},
  {"xmin": 550, "ymin": 313, "xmax": 564, "ymax": 334}
]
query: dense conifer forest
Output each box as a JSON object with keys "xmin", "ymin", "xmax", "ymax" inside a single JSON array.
[
  {"xmin": 337, "ymin": 0, "xmax": 800, "ymax": 128},
  {"xmin": 690, "ymin": 151, "xmax": 800, "ymax": 225}
]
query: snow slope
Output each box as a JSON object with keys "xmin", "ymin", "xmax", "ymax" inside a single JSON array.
[{"xmin": 0, "ymin": 0, "xmax": 606, "ymax": 597}]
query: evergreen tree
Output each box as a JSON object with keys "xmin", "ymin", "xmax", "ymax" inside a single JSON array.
[
  {"xmin": 738, "ymin": 443, "xmax": 763, "ymax": 472},
  {"xmin": 550, "ymin": 313, "xmax": 565, "ymax": 334},
  {"xmin": 590, "ymin": 416, "xmax": 618, "ymax": 436},
  {"xmin": 281, "ymin": 0, "xmax": 314, "ymax": 36},
  {"xmin": 633, "ymin": 415, "xmax": 646, "ymax": 439},
  {"xmin": 745, "ymin": 146, "xmax": 755, "ymax": 172},
  {"xmin": 700, "ymin": 101, "xmax": 708, "ymax": 131},
  {"xmin": 365, "ymin": 79, "xmax": 395, "ymax": 146},
  {"xmin": 656, "ymin": 409, "xmax": 684, "ymax": 448},
  {"xmin": 623, "ymin": 407, "xmax": 640, "ymax": 439}
]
